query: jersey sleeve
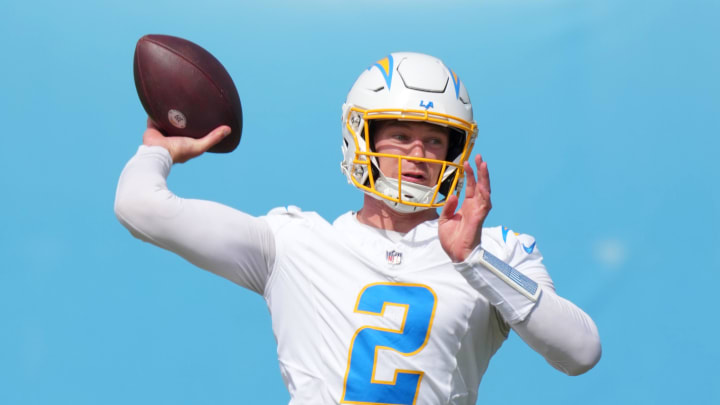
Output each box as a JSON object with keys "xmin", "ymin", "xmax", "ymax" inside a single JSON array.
[
  {"xmin": 454, "ymin": 226, "xmax": 602, "ymax": 375},
  {"xmin": 114, "ymin": 145, "xmax": 275, "ymax": 294}
]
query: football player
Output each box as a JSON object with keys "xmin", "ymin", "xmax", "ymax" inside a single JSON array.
[{"xmin": 115, "ymin": 52, "xmax": 601, "ymax": 405}]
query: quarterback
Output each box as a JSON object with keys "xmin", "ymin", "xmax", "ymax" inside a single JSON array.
[{"xmin": 115, "ymin": 52, "xmax": 601, "ymax": 404}]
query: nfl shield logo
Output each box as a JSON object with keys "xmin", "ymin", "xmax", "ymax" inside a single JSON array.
[{"xmin": 386, "ymin": 250, "xmax": 403, "ymax": 265}]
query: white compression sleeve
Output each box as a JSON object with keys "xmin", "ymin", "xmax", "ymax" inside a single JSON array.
[
  {"xmin": 114, "ymin": 145, "xmax": 276, "ymax": 294},
  {"xmin": 455, "ymin": 246, "xmax": 601, "ymax": 375},
  {"xmin": 512, "ymin": 287, "xmax": 602, "ymax": 375}
]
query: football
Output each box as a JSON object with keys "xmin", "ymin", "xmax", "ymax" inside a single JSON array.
[{"xmin": 133, "ymin": 34, "xmax": 242, "ymax": 153}]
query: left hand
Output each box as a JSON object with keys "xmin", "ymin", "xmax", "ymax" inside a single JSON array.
[{"xmin": 438, "ymin": 155, "xmax": 492, "ymax": 262}]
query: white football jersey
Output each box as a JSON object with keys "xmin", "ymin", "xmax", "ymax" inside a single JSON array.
[
  {"xmin": 115, "ymin": 146, "xmax": 601, "ymax": 405},
  {"xmin": 260, "ymin": 207, "xmax": 547, "ymax": 405}
]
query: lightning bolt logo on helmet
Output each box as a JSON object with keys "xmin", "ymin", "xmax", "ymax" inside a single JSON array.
[
  {"xmin": 341, "ymin": 52, "xmax": 478, "ymax": 213},
  {"xmin": 370, "ymin": 55, "xmax": 394, "ymax": 90}
]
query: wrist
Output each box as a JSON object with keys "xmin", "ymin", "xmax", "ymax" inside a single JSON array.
[{"xmin": 453, "ymin": 246, "xmax": 541, "ymax": 324}]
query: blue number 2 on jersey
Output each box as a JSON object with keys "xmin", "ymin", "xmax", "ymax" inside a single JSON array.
[{"xmin": 341, "ymin": 283, "xmax": 437, "ymax": 405}]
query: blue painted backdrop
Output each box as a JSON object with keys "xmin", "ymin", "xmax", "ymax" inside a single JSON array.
[{"xmin": 2, "ymin": 0, "xmax": 718, "ymax": 403}]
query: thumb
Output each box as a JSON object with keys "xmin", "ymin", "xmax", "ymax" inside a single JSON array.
[{"xmin": 439, "ymin": 194, "xmax": 459, "ymax": 224}]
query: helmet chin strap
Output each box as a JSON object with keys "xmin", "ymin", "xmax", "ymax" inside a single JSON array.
[{"xmin": 373, "ymin": 175, "xmax": 441, "ymax": 214}]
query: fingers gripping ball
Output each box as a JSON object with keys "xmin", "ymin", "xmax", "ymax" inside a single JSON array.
[{"xmin": 133, "ymin": 34, "xmax": 243, "ymax": 153}]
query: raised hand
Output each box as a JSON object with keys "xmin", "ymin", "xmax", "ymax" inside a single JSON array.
[
  {"xmin": 438, "ymin": 155, "xmax": 492, "ymax": 262},
  {"xmin": 142, "ymin": 119, "xmax": 231, "ymax": 164}
]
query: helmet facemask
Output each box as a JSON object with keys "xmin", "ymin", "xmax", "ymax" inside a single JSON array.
[{"xmin": 341, "ymin": 107, "xmax": 477, "ymax": 213}]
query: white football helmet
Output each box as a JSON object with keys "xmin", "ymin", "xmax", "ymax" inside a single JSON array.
[{"xmin": 341, "ymin": 52, "xmax": 478, "ymax": 213}]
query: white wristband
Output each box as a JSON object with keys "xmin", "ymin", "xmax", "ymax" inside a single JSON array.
[
  {"xmin": 454, "ymin": 246, "xmax": 542, "ymax": 324},
  {"xmin": 475, "ymin": 248, "xmax": 541, "ymax": 302}
]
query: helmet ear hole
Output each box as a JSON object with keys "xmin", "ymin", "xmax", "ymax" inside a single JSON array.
[
  {"xmin": 446, "ymin": 127, "xmax": 465, "ymax": 162},
  {"xmin": 439, "ymin": 128, "xmax": 468, "ymax": 198},
  {"xmin": 366, "ymin": 120, "xmax": 377, "ymax": 152},
  {"xmin": 366, "ymin": 119, "xmax": 391, "ymax": 152},
  {"xmin": 368, "ymin": 121, "xmax": 381, "ymax": 186}
]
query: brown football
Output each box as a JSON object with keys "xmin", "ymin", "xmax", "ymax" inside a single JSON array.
[{"xmin": 133, "ymin": 34, "xmax": 242, "ymax": 153}]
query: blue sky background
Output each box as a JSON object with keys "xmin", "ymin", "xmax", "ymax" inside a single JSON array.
[{"xmin": 1, "ymin": 0, "xmax": 719, "ymax": 403}]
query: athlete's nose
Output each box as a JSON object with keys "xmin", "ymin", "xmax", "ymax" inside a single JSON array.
[{"xmin": 407, "ymin": 140, "xmax": 426, "ymax": 158}]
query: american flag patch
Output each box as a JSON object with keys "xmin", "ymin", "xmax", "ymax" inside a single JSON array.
[
  {"xmin": 481, "ymin": 249, "xmax": 539, "ymax": 300},
  {"xmin": 386, "ymin": 250, "xmax": 403, "ymax": 265}
]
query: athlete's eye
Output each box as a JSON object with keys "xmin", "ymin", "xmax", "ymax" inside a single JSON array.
[
  {"xmin": 426, "ymin": 137, "xmax": 447, "ymax": 148},
  {"xmin": 391, "ymin": 133, "xmax": 410, "ymax": 142}
]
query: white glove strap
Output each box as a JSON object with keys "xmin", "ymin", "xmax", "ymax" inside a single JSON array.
[{"xmin": 454, "ymin": 246, "xmax": 542, "ymax": 324}]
